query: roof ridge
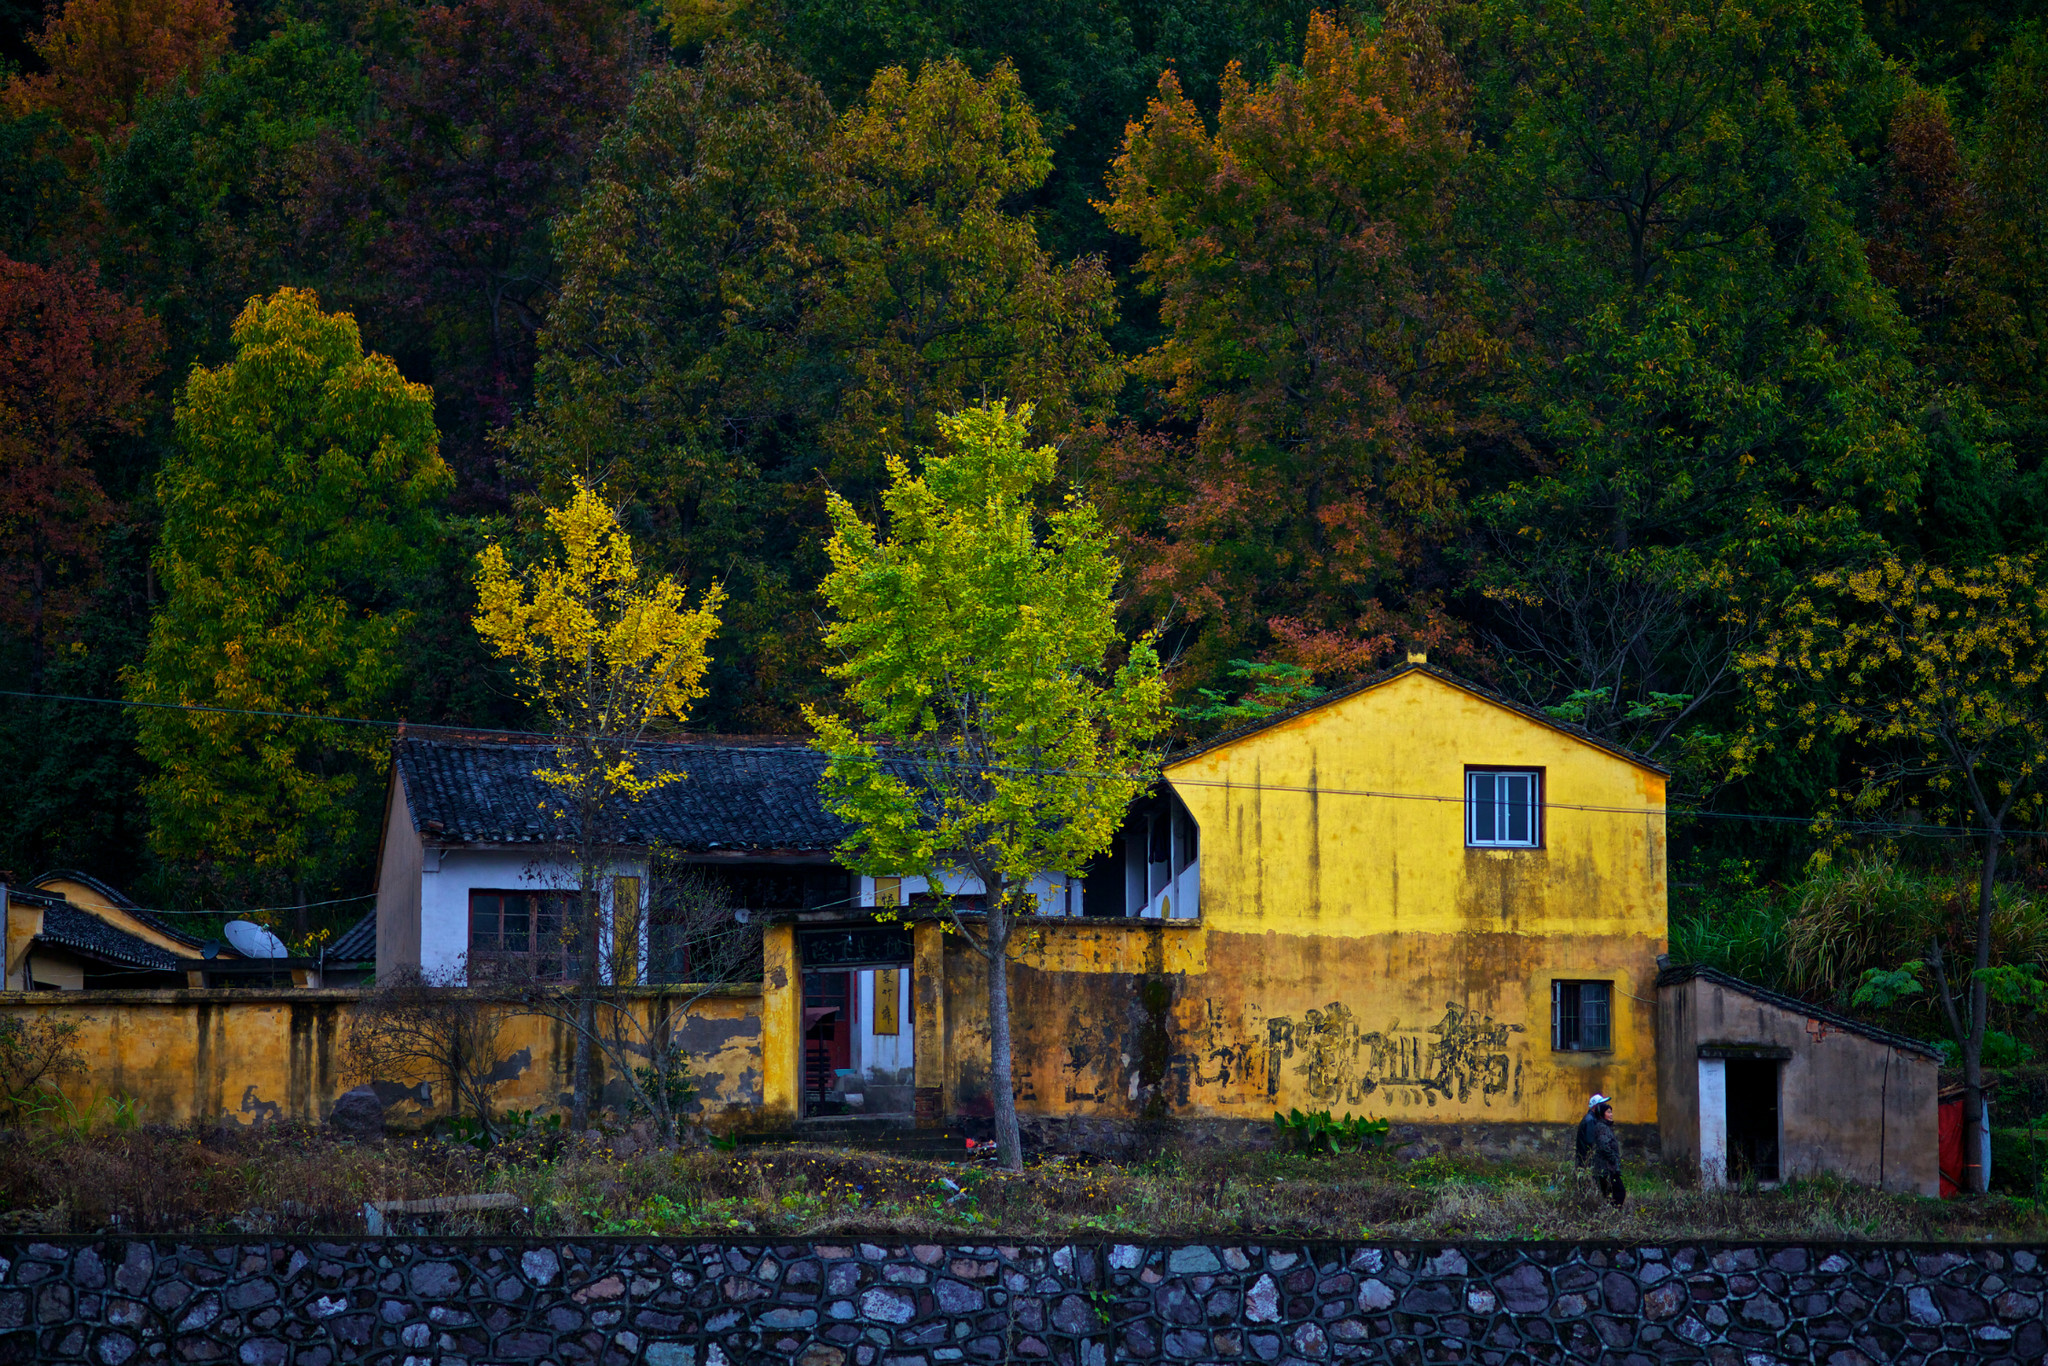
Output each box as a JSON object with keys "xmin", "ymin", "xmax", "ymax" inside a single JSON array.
[
  {"xmin": 27, "ymin": 869, "xmax": 206, "ymax": 948},
  {"xmin": 1165, "ymin": 662, "xmax": 1671, "ymax": 775},
  {"xmin": 393, "ymin": 737, "xmax": 850, "ymax": 854},
  {"xmin": 398, "ymin": 734, "xmax": 821, "ymax": 751},
  {"xmin": 1656, "ymin": 962, "xmax": 1946, "ymax": 1060}
]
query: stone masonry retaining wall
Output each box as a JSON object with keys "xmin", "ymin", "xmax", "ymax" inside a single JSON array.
[{"xmin": 2, "ymin": 1236, "xmax": 2043, "ymax": 1365}]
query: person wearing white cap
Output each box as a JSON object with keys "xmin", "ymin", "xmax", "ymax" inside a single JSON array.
[{"xmin": 1575, "ymin": 1093, "xmax": 1625, "ymax": 1207}]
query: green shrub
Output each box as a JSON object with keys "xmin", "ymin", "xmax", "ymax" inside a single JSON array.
[
  {"xmin": 1272, "ymin": 1109, "xmax": 1389, "ymax": 1155},
  {"xmin": 1990, "ymin": 1127, "xmax": 2048, "ymax": 1199}
]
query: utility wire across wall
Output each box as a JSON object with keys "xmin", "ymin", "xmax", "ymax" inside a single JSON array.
[{"xmin": 5, "ymin": 687, "xmax": 2042, "ymax": 842}]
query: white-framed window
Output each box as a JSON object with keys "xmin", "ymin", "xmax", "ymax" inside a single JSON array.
[
  {"xmin": 1466, "ymin": 768, "xmax": 1541, "ymax": 847},
  {"xmin": 1552, "ymin": 979, "xmax": 1612, "ymax": 1052}
]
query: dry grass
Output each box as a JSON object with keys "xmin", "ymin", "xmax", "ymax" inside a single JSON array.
[
  {"xmin": 1784, "ymin": 855, "xmax": 2048, "ymax": 998},
  {"xmin": 6, "ymin": 1128, "xmax": 2048, "ymax": 1243},
  {"xmin": 0, "ymin": 1125, "xmax": 482, "ymax": 1234}
]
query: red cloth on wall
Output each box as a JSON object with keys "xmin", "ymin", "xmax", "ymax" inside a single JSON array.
[{"xmin": 1939, "ymin": 1091, "xmax": 1964, "ymax": 1198}]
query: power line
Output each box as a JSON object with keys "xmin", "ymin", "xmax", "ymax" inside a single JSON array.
[
  {"xmin": 5, "ymin": 688, "xmax": 2041, "ymax": 841},
  {"xmin": 0, "ymin": 688, "xmax": 533, "ymax": 735},
  {"xmin": 109, "ymin": 894, "xmax": 378, "ymax": 918}
]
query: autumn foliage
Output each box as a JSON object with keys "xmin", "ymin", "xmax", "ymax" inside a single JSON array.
[
  {"xmin": 1099, "ymin": 10, "xmax": 1489, "ymax": 680},
  {"xmin": 0, "ymin": 257, "xmax": 162, "ymax": 687},
  {"xmin": 0, "ymin": 0, "xmax": 2042, "ymax": 951},
  {"xmin": 4, "ymin": 0, "xmax": 233, "ymax": 141}
]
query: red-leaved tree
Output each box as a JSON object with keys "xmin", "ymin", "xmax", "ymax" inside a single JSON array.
[
  {"xmin": 304, "ymin": 0, "xmax": 643, "ymax": 504},
  {"xmin": 0, "ymin": 257, "xmax": 163, "ymax": 689}
]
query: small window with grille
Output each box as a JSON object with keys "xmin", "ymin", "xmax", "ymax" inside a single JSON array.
[
  {"xmin": 1467, "ymin": 768, "xmax": 1541, "ymax": 847},
  {"xmin": 1552, "ymin": 980, "xmax": 1612, "ymax": 1052}
]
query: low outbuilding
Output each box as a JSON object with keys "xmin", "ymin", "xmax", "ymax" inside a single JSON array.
[{"xmin": 1657, "ymin": 962, "xmax": 1942, "ymax": 1195}]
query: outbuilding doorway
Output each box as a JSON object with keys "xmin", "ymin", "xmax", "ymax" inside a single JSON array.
[{"xmin": 1725, "ymin": 1058, "xmax": 1782, "ymax": 1183}]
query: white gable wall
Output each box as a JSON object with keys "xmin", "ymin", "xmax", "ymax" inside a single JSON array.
[{"xmin": 416, "ymin": 848, "xmax": 649, "ymax": 984}]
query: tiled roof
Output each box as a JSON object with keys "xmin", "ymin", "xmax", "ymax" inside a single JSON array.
[
  {"xmin": 35, "ymin": 902, "xmax": 184, "ymax": 973},
  {"xmin": 28, "ymin": 869, "xmax": 205, "ymax": 948},
  {"xmin": 1656, "ymin": 963, "xmax": 1946, "ymax": 1060},
  {"xmin": 326, "ymin": 911, "xmax": 376, "ymax": 962},
  {"xmin": 1166, "ymin": 662, "xmax": 1671, "ymax": 776},
  {"xmin": 395, "ymin": 736, "xmax": 855, "ymax": 853}
]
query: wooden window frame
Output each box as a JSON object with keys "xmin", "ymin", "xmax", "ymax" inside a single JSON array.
[{"xmin": 467, "ymin": 889, "xmax": 576, "ymax": 982}]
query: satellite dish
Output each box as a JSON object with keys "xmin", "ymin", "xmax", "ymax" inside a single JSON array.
[{"xmin": 223, "ymin": 920, "xmax": 290, "ymax": 959}]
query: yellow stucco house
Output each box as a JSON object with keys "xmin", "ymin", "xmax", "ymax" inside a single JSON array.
[
  {"xmin": 1161, "ymin": 660, "xmax": 1664, "ymax": 1133},
  {"xmin": 848, "ymin": 659, "xmax": 1671, "ymax": 1154}
]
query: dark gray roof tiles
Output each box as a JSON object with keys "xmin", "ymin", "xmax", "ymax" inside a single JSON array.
[
  {"xmin": 396, "ymin": 736, "xmax": 854, "ymax": 853},
  {"xmin": 35, "ymin": 902, "xmax": 184, "ymax": 973},
  {"xmin": 326, "ymin": 911, "xmax": 376, "ymax": 962}
]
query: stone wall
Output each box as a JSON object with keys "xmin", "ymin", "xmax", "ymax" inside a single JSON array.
[{"xmin": 2, "ymin": 1235, "xmax": 2042, "ymax": 1365}]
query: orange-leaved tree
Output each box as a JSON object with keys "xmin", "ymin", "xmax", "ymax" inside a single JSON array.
[
  {"xmin": 1098, "ymin": 7, "xmax": 1491, "ymax": 693},
  {"xmin": 3, "ymin": 0, "xmax": 233, "ymax": 144}
]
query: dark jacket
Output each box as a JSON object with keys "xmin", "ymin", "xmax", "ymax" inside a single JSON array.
[
  {"xmin": 1574, "ymin": 1112, "xmax": 1599, "ymax": 1166},
  {"xmin": 1581, "ymin": 1114, "xmax": 1613, "ymax": 1179}
]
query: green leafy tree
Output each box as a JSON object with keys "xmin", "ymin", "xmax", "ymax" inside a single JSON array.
[
  {"xmin": 1738, "ymin": 555, "xmax": 2048, "ymax": 1192},
  {"xmin": 101, "ymin": 19, "xmax": 367, "ymax": 380},
  {"xmin": 807, "ymin": 401, "xmax": 1166, "ymax": 1170},
  {"xmin": 521, "ymin": 43, "xmax": 1118, "ymax": 730},
  {"xmin": 512, "ymin": 42, "xmax": 840, "ymax": 727},
  {"xmin": 127, "ymin": 288, "xmax": 451, "ymax": 923},
  {"xmin": 1864, "ymin": 33, "xmax": 2048, "ymax": 520},
  {"xmin": 707, "ymin": 0, "xmax": 1320, "ymax": 262},
  {"xmin": 1174, "ymin": 659, "xmax": 1323, "ymax": 730},
  {"xmin": 1459, "ymin": 0, "xmax": 1938, "ymax": 761}
]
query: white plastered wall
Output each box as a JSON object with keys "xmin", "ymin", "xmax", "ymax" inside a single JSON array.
[
  {"xmin": 418, "ymin": 848, "xmax": 647, "ymax": 984},
  {"xmin": 859, "ymin": 871, "xmax": 1079, "ymax": 914},
  {"xmin": 1698, "ymin": 1058, "xmax": 1729, "ymax": 1190},
  {"xmin": 855, "ymin": 966, "xmax": 913, "ymax": 1080}
]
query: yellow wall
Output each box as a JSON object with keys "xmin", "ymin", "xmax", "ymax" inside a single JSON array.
[
  {"xmin": 1155, "ymin": 668, "xmax": 1667, "ymax": 1125},
  {"xmin": 0, "ymin": 987, "xmax": 765, "ymax": 1130},
  {"xmin": 30, "ymin": 877, "xmax": 208, "ymax": 962},
  {"xmin": 14, "ymin": 671, "xmax": 1666, "ymax": 1139},
  {"xmin": 759, "ymin": 924, "xmax": 800, "ymax": 1127}
]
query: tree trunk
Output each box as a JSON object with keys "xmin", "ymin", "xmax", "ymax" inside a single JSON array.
[
  {"xmin": 985, "ymin": 892, "xmax": 1023, "ymax": 1171},
  {"xmin": 1964, "ymin": 830, "xmax": 2002, "ymax": 1194},
  {"xmin": 570, "ymin": 876, "xmax": 600, "ymax": 1131}
]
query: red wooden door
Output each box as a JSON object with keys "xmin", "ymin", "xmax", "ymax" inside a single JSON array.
[{"xmin": 803, "ymin": 971, "xmax": 853, "ymax": 1109}]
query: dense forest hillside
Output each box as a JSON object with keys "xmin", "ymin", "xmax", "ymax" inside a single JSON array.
[{"xmin": 1, "ymin": 0, "xmax": 2044, "ymax": 974}]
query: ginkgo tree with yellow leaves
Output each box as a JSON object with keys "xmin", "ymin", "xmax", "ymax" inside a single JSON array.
[
  {"xmin": 807, "ymin": 400, "xmax": 1166, "ymax": 1171},
  {"xmin": 473, "ymin": 480, "xmax": 725, "ymax": 1128},
  {"xmin": 1738, "ymin": 555, "xmax": 2048, "ymax": 1194}
]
